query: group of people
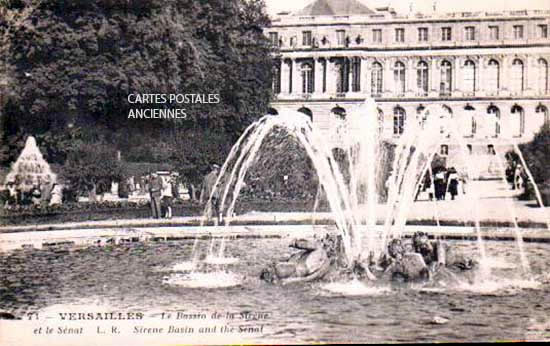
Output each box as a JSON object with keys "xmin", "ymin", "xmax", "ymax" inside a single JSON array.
[
  {"xmin": 509, "ymin": 164, "xmax": 525, "ymax": 191},
  {"xmin": 416, "ymin": 166, "xmax": 465, "ymax": 201},
  {"xmin": 260, "ymin": 231, "xmax": 476, "ymax": 285},
  {"xmin": 147, "ymin": 172, "xmax": 180, "ymax": 219},
  {"xmin": 1, "ymin": 179, "xmax": 63, "ymax": 208}
]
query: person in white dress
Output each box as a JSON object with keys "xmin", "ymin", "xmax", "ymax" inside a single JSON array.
[{"xmin": 49, "ymin": 183, "xmax": 63, "ymax": 205}]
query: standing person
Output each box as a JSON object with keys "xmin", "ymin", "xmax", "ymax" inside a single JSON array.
[
  {"xmin": 49, "ymin": 183, "xmax": 63, "ymax": 206},
  {"xmin": 40, "ymin": 181, "xmax": 52, "ymax": 206},
  {"xmin": 433, "ymin": 168, "xmax": 446, "ymax": 200},
  {"xmin": 514, "ymin": 165, "xmax": 523, "ymax": 191},
  {"xmin": 30, "ymin": 184, "xmax": 42, "ymax": 205},
  {"xmin": 200, "ymin": 164, "xmax": 222, "ymax": 224},
  {"xmin": 148, "ymin": 173, "xmax": 163, "ymax": 219},
  {"xmin": 6, "ymin": 181, "xmax": 17, "ymax": 207},
  {"xmin": 447, "ymin": 167, "xmax": 459, "ymax": 200},
  {"xmin": 459, "ymin": 172, "xmax": 468, "ymax": 195},
  {"xmin": 161, "ymin": 175, "xmax": 173, "ymax": 219},
  {"xmin": 171, "ymin": 173, "xmax": 180, "ymax": 201}
]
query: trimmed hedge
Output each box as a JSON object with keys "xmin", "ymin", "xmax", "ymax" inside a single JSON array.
[
  {"xmin": 0, "ymin": 197, "xmax": 324, "ymax": 226},
  {"xmin": 0, "ymin": 200, "xmax": 203, "ymax": 226}
]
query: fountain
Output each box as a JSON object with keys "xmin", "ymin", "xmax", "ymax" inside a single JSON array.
[
  {"xmin": 166, "ymin": 97, "xmax": 549, "ymax": 292},
  {"xmin": 2, "ymin": 136, "xmax": 57, "ymax": 191},
  {"xmin": 2, "ymin": 102, "xmax": 550, "ymax": 344}
]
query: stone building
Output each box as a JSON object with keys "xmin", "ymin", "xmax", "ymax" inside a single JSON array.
[{"xmin": 265, "ymin": 0, "xmax": 550, "ymax": 173}]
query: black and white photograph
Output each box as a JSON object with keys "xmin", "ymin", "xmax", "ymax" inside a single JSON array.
[{"xmin": 0, "ymin": 0, "xmax": 549, "ymax": 344}]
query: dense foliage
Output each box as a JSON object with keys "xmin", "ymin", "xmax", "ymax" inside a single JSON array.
[
  {"xmin": 505, "ymin": 124, "xmax": 550, "ymax": 204},
  {"xmin": 0, "ymin": 0, "xmax": 274, "ymax": 190},
  {"xmin": 518, "ymin": 124, "xmax": 550, "ymax": 204}
]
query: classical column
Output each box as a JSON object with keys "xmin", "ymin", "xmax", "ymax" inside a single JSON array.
[
  {"xmin": 525, "ymin": 55, "xmax": 536, "ymax": 96},
  {"xmin": 454, "ymin": 57, "xmax": 462, "ymax": 94},
  {"xmin": 501, "ymin": 55, "xmax": 510, "ymax": 93},
  {"xmin": 327, "ymin": 58, "xmax": 337, "ymax": 94},
  {"xmin": 347, "ymin": 58, "xmax": 353, "ymax": 93},
  {"xmin": 362, "ymin": 57, "xmax": 370, "ymax": 96},
  {"xmin": 281, "ymin": 59, "xmax": 290, "ymax": 94},
  {"xmin": 406, "ymin": 58, "xmax": 414, "ymax": 95},
  {"xmin": 291, "ymin": 59, "xmax": 300, "ymax": 95},
  {"xmin": 314, "ymin": 57, "xmax": 324, "ymax": 95},
  {"xmin": 383, "ymin": 58, "xmax": 392, "ymax": 97},
  {"xmin": 478, "ymin": 57, "xmax": 486, "ymax": 97},
  {"xmin": 430, "ymin": 57, "xmax": 438, "ymax": 95}
]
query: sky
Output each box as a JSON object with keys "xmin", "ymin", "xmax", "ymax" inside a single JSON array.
[{"xmin": 264, "ymin": 0, "xmax": 550, "ymax": 15}]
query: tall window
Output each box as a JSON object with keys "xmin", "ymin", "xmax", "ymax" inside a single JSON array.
[
  {"xmin": 465, "ymin": 26, "xmax": 476, "ymax": 41},
  {"xmin": 489, "ymin": 26, "xmax": 500, "ymax": 40},
  {"xmin": 289, "ymin": 36, "xmax": 296, "ymax": 47},
  {"xmin": 440, "ymin": 106, "xmax": 453, "ymax": 135},
  {"xmin": 371, "ymin": 62, "xmax": 383, "ymax": 96},
  {"xmin": 441, "ymin": 27, "xmax": 452, "ymax": 41},
  {"xmin": 463, "ymin": 60, "xmax": 476, "ymax": 93},
  {"xmin": 336, "ymin": 59, "xmax": 349, "ymax": 93},
  {"xmin": 536, "ymin": 105, "xmax": 549, "ymax": 125},
  {"xmin": 539, "ymin": 24, "xmax": 548, "ymax": 38},
  {"xmin": 511, "ymin": 59, "xmax": 524, "ymax": 92},
  {"xmin": 513, "ymin": 25, "xmax": 524, "ymax": 39},
  {"xmin": 302, "ymin": 31, "xmax": 312, "ymax": 46},
  {"xmin": 440, "ymin": 60, "xmax": 452, "ymax": 95},
  {"xmin": 321, "ymin": 59, "xmax": 327, "ymax": 93},
  {"xmin": 538, "ymin": 58, "xmax": 548, "ymax": 93},
  {"xmin": 417, "ymin": 61, "xmax": 429, "ymax": 95},
  {"xmin": 511, "ymin": 105, "xmax": 525, "ymax": 136},
  {"xmin": 377, "ymin": 109, "xmax": 384, "ymax": 134},
  {"xmin": 301, "ymin": 63, "xmax": 314, "ymax": 94},
  {"xmin": 272, "ymin": 64, "xmax": 281, "ymax": 94},
  {"xmin": 418, "ymin": 27, "xmax": 428, "ymax": 42},
  {"xmin": 373, "ymin": 29, "xmax": 382, "ymax": 43},
  {"xmin": 487, "ymin": 105, "xmax": 500, "ymax": 137},
  {"xmin": 268, "ymin": 32, "xmax": 279, "ymax": 46},
  {"xmin": 351, "ymin": 57, "xmax": 361, "ymax": 92},
  {"xmin": 395, "ymin": 28, "xmax": 405, "ymax": 42},
  {"xmin": 393, "ymin": 107, "xmax": 406, "ymax": 135},
  {"xmin": 298, "ymin": 107, "xmax": 313, "ymax": 121},
  {"xmin": 394, "ymin": 61, "xmax": 406, "ymax": 95},
  {"xmin": 336, "ymin": 30, "xmax": 346, "ymax": 46},
  {"xmin": 464, "ymin": 104, "xmax": 475, "ymax": 136},
  {"xmin": 487, "ymin": 59, "xmax": 500, "ymax": 92}
]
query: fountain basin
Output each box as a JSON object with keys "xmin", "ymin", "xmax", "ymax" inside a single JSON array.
[{"xmin": 0, "ymin": 230, "xmax": 549, "ymax": 344}]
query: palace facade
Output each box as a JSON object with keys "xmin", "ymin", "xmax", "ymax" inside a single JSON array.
[{"xmin": 265, "ymin": 0, "xmax": 550, "ymax": 170}]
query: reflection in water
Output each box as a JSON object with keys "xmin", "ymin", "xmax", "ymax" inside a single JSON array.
[
  {"xmin": 1, "ymin": 238, "xmax": 549, "ymax": 343},
  {"xmin": 163, "ymin": 271, "xmax": 243, "ymax": 289},
  {"xmin": 320, "ymin": 279, "xmax": 392, "ymax": 296}
]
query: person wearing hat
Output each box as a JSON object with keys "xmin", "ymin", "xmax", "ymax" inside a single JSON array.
[
  {"xmin": 148, "ymin": 173, "xmax": 163, "ymax": 219},
  {"xmin": 200, "ymin": 164, "xmax": 222, "ymax": 224},
  {"xmin": 170, "ymin": 172, "xmax": 180, "ymax": 201}
]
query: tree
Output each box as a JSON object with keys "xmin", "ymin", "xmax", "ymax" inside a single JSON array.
[
  {"xmin": 1, "ymin": 0, "xmax": 275, "ymax": 182},
  {"xmin": 516, "ymin": 123, "xmax": 550, "ymax": 204}
]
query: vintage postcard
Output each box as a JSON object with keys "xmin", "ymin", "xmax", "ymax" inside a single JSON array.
[{"xmin": 1, "ymin": 0, "xmax": 549, "ymax": 344}]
